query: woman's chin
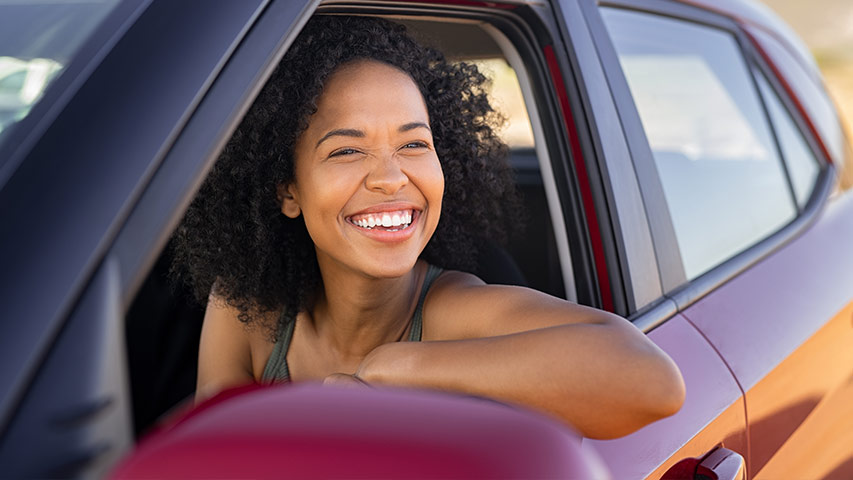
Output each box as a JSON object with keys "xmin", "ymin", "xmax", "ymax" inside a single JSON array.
[{"xmin": 361, "ymin": 259, "xmax": 419, "ymax": 280}]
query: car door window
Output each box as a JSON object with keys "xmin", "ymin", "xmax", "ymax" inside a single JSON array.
[
  {"xmin": 0, "ymin": 1, "xmax": 120, "ymax": 153},
  {"xmin": 754, "ymin": 71, "xmax": 820, "ymax": 207},
  {"xmin": 601, "ymin": 8, "xmax": 797, "ymax": 280},
  {"xmin": 396, "ymin": 18, "xmax": 570, "ymax": 299}
]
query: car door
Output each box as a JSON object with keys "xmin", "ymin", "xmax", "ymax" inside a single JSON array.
[
  {"xmin": 583, "ymin": 0, "xmax": 853, "ymax": 479},
  {"xmin": 546, "ymin": 1, "xmax": 749, "ymax": 478},
  {"xmin": 0, "ymin": 0, "xmax": 314, "ymax": 476}
]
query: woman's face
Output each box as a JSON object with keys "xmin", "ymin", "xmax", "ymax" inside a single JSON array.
[{"xmin": 281, "ymin": 60, "xmax": 444, "ymax": 279}]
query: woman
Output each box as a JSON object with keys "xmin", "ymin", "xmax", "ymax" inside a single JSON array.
[{"xmin": 173, "ymin": 15, "xmax": 684, "ymax": 440}]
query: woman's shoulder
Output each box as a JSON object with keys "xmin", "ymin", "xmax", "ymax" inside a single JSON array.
[
  {"xmin": 422, "ymin": 267, "xmax": 598, "ymax": 341},
  {"xmin": 197, "ymin": 297, "xmax": 280, "ymax": 396},
  {"xmin": 420, "ymin": 268, "xmax": 488, "ymax": 340}
]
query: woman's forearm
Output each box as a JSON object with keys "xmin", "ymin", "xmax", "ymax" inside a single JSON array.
[{"xmin": 356, "ymin": 321, "xmax": 684, "ymax": 439}]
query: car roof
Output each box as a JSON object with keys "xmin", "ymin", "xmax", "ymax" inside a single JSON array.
[{"xmin": 671, "ymin": 0, "xmax": 819, "ymax": 76}]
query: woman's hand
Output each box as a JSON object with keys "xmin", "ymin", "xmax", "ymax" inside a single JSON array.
[{"xmin": 323, "ymin": 373, "xmax": 371, "ymax": 388}]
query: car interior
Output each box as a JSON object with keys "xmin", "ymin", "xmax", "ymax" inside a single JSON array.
[{"xmin": 124, "ymin": 13, "xmax": 573, "ymax": 436}]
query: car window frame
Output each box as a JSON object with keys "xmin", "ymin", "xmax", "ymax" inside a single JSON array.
[
  {"xmin": 110, "ymin": 0, "xmax": 318, "ymax": 307},
  {"xmin": 591, "ymin": 0, "xmax": 834, "ymax": 327},
  {"xmin": 549, "ymin": 0, "xmax": 665, "ymax": 316},
  {"xmin": 750, "ymin": 61, "xmax": 828, "ymax": 210}
]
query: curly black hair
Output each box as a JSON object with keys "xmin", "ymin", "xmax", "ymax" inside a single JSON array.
[{"xmin": 172, "ymin": 15, "xmax": 520, "ymax": 334}]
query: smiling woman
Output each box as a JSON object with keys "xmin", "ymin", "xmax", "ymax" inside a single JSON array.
[
  {"xmin": 171, "ymin": 15, "xmax": 684, "ymax": 439},
  {"xmin": 278, "ymin": 60, "xmax": 444, "ymax": 280}
]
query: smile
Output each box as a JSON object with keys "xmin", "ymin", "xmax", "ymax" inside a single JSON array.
[{"xmin": 347, "ymin": 209, "xmax": 415, "ymax": 231}]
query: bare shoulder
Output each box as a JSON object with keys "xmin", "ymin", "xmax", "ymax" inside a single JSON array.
[
  {"xmin": 422, "ymin": 270, "xmax": 620, "ymax": 341},
  {"xmin": 196, "ymin": 296, "xmax": 273, "ymax": 400}
]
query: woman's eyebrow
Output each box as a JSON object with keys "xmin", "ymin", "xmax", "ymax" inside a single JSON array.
[
  {"xmin": 316, "ymin": 128, "xmax": 364, "ymax": 147},
  {"xmin": 399, "ymin": 122, "xmax": 431, "ymax": 133},
  {"xmin": 315, "ymin": 123, "xmax": 430, "ymax": 148}
]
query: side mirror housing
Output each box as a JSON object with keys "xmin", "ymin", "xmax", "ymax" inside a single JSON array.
[{"xmin": 112, "ymin": 383, "xmax": 609, "ymax": 478}]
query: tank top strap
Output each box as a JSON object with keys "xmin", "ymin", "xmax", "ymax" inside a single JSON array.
[
  {"xmin": 407, "ymin": 264, "xmax": 445, "ymax": 342},
  {"xmin": 261, "ymin": 264, "xmax": 444, "ymax": 383},
  {"xmin": 261, "ymin": 309, "xmax": 295, "ymax": 383}
]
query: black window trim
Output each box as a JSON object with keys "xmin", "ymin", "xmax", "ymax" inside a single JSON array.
[
  {"xmin": 751, "ymin": 61, "xmax": 830, "ymax": 212},
  {"xmin": 573, "ymin": 0, "xmax": 674, "ymax": 317},
  {"xmin": 111, "ymin": 0, "xmax": 319, "ymax": 309}
]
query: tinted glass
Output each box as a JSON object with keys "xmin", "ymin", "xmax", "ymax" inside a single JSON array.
[
  {"xmin": 0, "ymin": 1, "xmax": 120, "ymax": 152},
  {"xmin": 755, "ymin": 72, "xmax": 820, "ymax": 207},
  {"xmin": 602, "ymin": 8, "xmax": 797, "ymax": 280}
]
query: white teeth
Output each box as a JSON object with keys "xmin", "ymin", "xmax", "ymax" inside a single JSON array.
[{"xmin": 351, "ymin": 210, "xmax": 415, "ymax": 230}]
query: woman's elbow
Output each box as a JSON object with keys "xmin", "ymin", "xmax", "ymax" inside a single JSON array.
[
  {"xmin": 587, "ymin": 351, "xmax": 686, "ymax": 440},
  {"xmin": 631, "ymin": 352, "xmax": 686, "ymax": 429},
  {"xmin": 649, "ymin": 355, "xmax": 686, "ymax": 418}
]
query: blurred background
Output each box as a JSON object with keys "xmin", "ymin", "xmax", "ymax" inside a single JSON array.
[{"xmin": 764, "ymin": 0, "xmax": 853, "ymax": 142}]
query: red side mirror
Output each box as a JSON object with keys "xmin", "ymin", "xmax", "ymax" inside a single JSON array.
[{"xmin": 112, "ymin": 384, "xmax": 609, "ymax": 479}]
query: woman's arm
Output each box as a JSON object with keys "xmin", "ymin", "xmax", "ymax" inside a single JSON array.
[
  {"xmin": 195, "ymin": 296, "xmax": 256, "ymax": 402},
  {"xmin": 355, "ymin": 272, "xmax": 685, "ymax": 439}
]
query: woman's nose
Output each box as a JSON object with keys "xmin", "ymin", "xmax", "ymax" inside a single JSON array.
[{"xmin": 365, "ymin": 154, "xmax": 408, "ymax": 194}]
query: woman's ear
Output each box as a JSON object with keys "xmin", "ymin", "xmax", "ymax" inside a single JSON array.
[{"xmin": 276, "ymin": 183, "xmax": 302, "ymax": 218}]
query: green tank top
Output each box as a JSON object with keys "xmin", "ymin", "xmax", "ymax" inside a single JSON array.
[{"xmin": 261, "ymin": 264, "xmax": 444, "ymax": 383}]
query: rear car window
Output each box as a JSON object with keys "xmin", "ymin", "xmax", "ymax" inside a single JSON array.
[
  {"xmin": 601, "ymin": 8, "xmax": 797, "ymax": 280},
  {"xmin": 754, "ymin": 71, "xmax": 820, "ymax": 207}
]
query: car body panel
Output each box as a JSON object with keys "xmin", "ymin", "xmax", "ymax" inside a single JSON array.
[
  {"xmin": 683, "ymin": 191, "xmax": 853, "ymax": 478},
  {"xmin": 0, "ymin": 259, "xmax": 132, "ymax": 478},
  {"xmin": 586, "ymin": 313, "xmax": 747, "ymax": 479},
  {"xmin": 745, "ymin": 302, "xmax": 853, "ymax": 479}
]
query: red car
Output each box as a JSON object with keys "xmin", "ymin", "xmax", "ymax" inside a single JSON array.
[{"xmin": 0, "ymin": 0, "xmax": 851, "ymax": 478}]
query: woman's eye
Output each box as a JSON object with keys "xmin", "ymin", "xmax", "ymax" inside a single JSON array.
[
  {"xmin": 330, "ymin": 148, "xmax": 359, "ymax": 157},
  {"xmin": 403, "ymin": 141, "xmax": 428, "ymax": 150}
]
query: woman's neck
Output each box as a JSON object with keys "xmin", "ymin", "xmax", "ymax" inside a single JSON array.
[{"xmin": 307, "ymin": 259, "xmax": 425, "ymax": 362}]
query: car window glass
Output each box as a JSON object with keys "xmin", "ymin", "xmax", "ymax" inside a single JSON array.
[
  {"xmin": 754, "ymin": 71, "xmax": 820, "ymax": 207},
  {"xmin": 401, "ymin": 19, "xmax": 566, "ymax": 298},
  {"xmin": 468, "ymin": 57, "xmax": 563, "ymax": 297},
  {"xmin": 0, "ymin": 1, "xmax": 120, "ymax": 152},
  {"xmin": 601, "ymin": 8, "xmax": 796, "ymax": 280},
  {"xmin": 469, "ymin": 58, "xmax": 535, "ymax": 148}
]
